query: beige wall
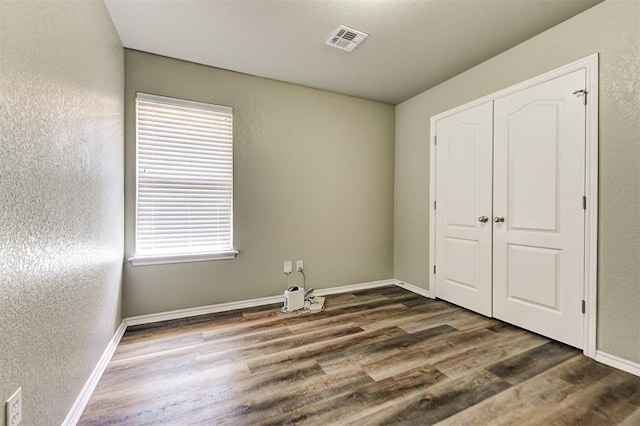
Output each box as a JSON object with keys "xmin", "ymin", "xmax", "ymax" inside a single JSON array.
[
  {"xmin": 395, "ymin": 0, "xmax": 640, "ymax": 362},
  {"xmin": 0, "ymin": 1, "xmax": 124, "ymax": 425},
  {"xmin": 124, "ymin": 50, "xmax": 395, "ymax": 317}
]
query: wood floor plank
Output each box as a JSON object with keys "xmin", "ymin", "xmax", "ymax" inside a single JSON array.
[
  {"xmin": 447, "ymin": 313, "xmax": 501, "ymax": 331},
  {"xmin": 261, "ymin": 365, "xmax": 447, "ymax": 425},
  {"xmin": 434, "ymin": 369, "xmax": 576, "ymax": 426},
  {"xmin": 169, "ymin": 367, "xmax": 376, "ymax": 425},
  {"xmin": 432, "ymin": 330, "xmax": 549, "ymax": 379},
  {"xmin": 549, "ymin": 352, "xmax": 618, "ymax": 386},
  {"xmin": 196, "ymin": 323, "xmax": 364, "ymax": 368},
  {"xmin": 287, "ymin": 302, "xmax": 410, "ymax": 334},
  {"xmin": 361, "ymin": 327, "xmax": 514, "ymax": 382},
  {"xmin": 79, "ymin": 286, "xmax": 640, "ymax": 425},
  {"xmin": 397, "ymin": 307, "xmax": 478, "ymax": 334},
  {"xmin": 318, "ymin": 324, "xmax": 459, "ymax": 378},
  {"xmin": 247, "ymin": 325, "xmax": 409, "ymax": 374},
  {"xmin": 516, "ymin": 371, "xmax": 640, "ymax": 425},
  {"xmin": 620, "ymin": 407, "xmax": 640, "ymax": 426},
  {"xmin": 358, "ymin": 302, "xmax": 456, "ymax": 332},
  {"xmin": 487, "ymin": 340, "xmax": 580, "ymax": 385},
  {"xmin": 358, "ymin": 369, "xmax": 511, "ymax": 425}
]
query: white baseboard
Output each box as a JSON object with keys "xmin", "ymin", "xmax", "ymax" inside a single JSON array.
[
  {"xmin": 393, "ymin": 279, "xmax": 431, "ymax": 298},
  {"xmin": 125, "ymin": 279, "xmax": 397, "ymax": 326},
  {"xmin": 125, "ymin": 294, "xmax": 284, "ymax": 326},
  {"xmin": 312, "ymin": 279, "xmax": 397, "ymax": 296},
  {"xmin": 63, "ymin": 320, "xmax": 127, "ymax": 426},
  {"xmin": 595, "ymin": 350, "xmax": 640, "ymax": 377}
]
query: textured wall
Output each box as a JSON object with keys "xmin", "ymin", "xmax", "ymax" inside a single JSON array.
[
  {"xmin": 124, "ymin": 50, "xmax": 395, "ymax": 317},
  {"xmin": 0, "ymin": 1, "xmax": 124, "ymax": 425},
  {"xmin": 395, "ymin": 0, "xmax": 639, "ymax": 362}
]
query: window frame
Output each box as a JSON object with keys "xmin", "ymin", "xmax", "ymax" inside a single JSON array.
[{"xmin": 128, "ymin": 92, "xmax": 238, "ymax": 266}]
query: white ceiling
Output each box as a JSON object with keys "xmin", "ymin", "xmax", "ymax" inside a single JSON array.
[{"xmin": 105, "ymin": 0, "xmax": 603, "ymax": 105}]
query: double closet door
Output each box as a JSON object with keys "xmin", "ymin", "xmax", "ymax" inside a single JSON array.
[{"xmin": 434, "ymin": 69, "xmax": 586, "ymax": 348}]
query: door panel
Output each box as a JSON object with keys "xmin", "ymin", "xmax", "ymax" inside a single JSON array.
[
  {"xmin": 445, "ymin": 237, "xmax": 478, "ymax": 289},
  {"xmin": 447, "ymin": 125, "xmax": 481, "ymax": 227},
  {"xmin": 435, "ymin": 102, "xmax": 493, "ymax": 317},
  {"xmin": 509, "ymin": 102, "xmax": 560, "ymax": 231},
  {"xmin": 493, "ymin": 69, "xmax": 586, "ymax": 348},
  {"xmin": 507, "ymin": 245, "xmax": 560, "ymax": 310}
]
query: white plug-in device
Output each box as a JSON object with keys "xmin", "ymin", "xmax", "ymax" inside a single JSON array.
[{"xmin": 284, "ymin": 286, "xmax": 305, "ymax": 312}]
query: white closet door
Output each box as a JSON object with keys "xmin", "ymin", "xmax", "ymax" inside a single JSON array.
[
  {"xmin": 435, "ymin": 102, "xmax": 493, "ymax": 317},
  {"xmin": 492, "ymin": 69, "xmax": 586, "ymax": 348}
]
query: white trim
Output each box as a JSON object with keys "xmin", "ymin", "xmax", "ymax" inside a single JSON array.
[
  {"xmin": 312, "ymin": 279, "xmax": 397, "ymax": 296},
  {"xmin": 428, "ymin": 54, "xmax": 599, "ymax": 356},
  {"xmin": 596, "ymin": 351, "xmax": 640, "ymax": 377},
  {"xmin": 62, "ymin": 320, "xmax": 127, "ymax": 426},
  {"xmin": 394, "ymin": 279, "xmax": 431, "ymax": 298},
  {"xmin": 125, "ymin": 279, "xmax": 398, "ymax": 326},
  {"xmin": 583, "ymin": 58, "xmax": 599, "ymax": 359},
  {"xmin": 128, "ymin": 250, "xmax": 238, "ymax": 266},
  {"xmin": 428, "ymin": 115, "xmax": 438, "ymax": 299},
  {"xmin": 125, "ymin": 294, "xmax": 284, "ymax": 326}
]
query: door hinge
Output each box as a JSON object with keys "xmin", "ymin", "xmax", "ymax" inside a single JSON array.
[
  {"xmin": 581, "ymin": 299, "xmax": 586, "ymax": 314},
  {"xmin": 433, "ymin": 265, "xmax": 436, "ymax": 274},
  {"xmin": 434, "ymin": 200, "xmax": 437, "ymax": 210},
  {"xmin": 582, "ymin": 195, "xmax": 587, "ymax": 210},
  {"xmin": 573, "ymin": 89, "xmax": 588, "ymax": 106}
]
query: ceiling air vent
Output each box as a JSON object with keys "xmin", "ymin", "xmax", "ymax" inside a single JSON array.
[{"xmin": 326, "ymin": 25, "xmax": 368, "ymax": 52}]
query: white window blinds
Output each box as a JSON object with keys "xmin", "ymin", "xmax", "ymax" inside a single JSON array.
[{"xmin": 134, "ymin": 92, "xmax": 234, "ymax": 259}]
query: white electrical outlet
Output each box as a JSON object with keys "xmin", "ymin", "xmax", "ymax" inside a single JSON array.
[
  {"xmin": 284, "ymin": 261, "xmax": 292, "ymax": 274},
  {"xmin": 296, "ymin": 260, "xmax": 303, "ymax": 272},
  {"xmin": 6, "ymin": 387, "xmax": 22, "ymax": 426}
]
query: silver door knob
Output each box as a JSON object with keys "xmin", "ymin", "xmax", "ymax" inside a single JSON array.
[
  {"xmin": 478, "ymin": 216, "xmax": 489, "ymax": 223},
  {"xmin": 493, "ymin": 216, "xmax": 505, "ymax": 223}
]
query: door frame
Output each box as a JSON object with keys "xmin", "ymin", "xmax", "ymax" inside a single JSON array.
[{"xmin": 428, "ymin": 54, "xmax": 599, "ymax": 357}]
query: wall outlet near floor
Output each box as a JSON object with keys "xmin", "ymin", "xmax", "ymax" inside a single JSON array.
[
  {"xmin": 284, "ymin": 261, "xmax": 292, "ymax": 274},
  {"xmin": 296, "ymin": 260, "xmax": 303, "ymax": 272},
  {"xmin": 6, "ymin": 387, "xmax": 22, "ymax": 426}
]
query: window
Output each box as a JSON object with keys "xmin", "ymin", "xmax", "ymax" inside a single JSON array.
[{"xmin": 130, "ymin": 92, "xmax": 236, "ymax": 266}]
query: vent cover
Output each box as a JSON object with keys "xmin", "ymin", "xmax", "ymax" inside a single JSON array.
[{"xmin": 326, "ymin": 25, "xmax": 368, "ymax": 52}]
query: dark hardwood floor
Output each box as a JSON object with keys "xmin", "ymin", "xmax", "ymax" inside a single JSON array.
[{"xmin": 79, "ymin": 286, "xmax": 640, "ymax": 425}]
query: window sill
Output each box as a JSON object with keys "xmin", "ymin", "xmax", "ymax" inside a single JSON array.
[{"xmin": 127, "ymin": 251, "xmax": 238, "ymax": 266}]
